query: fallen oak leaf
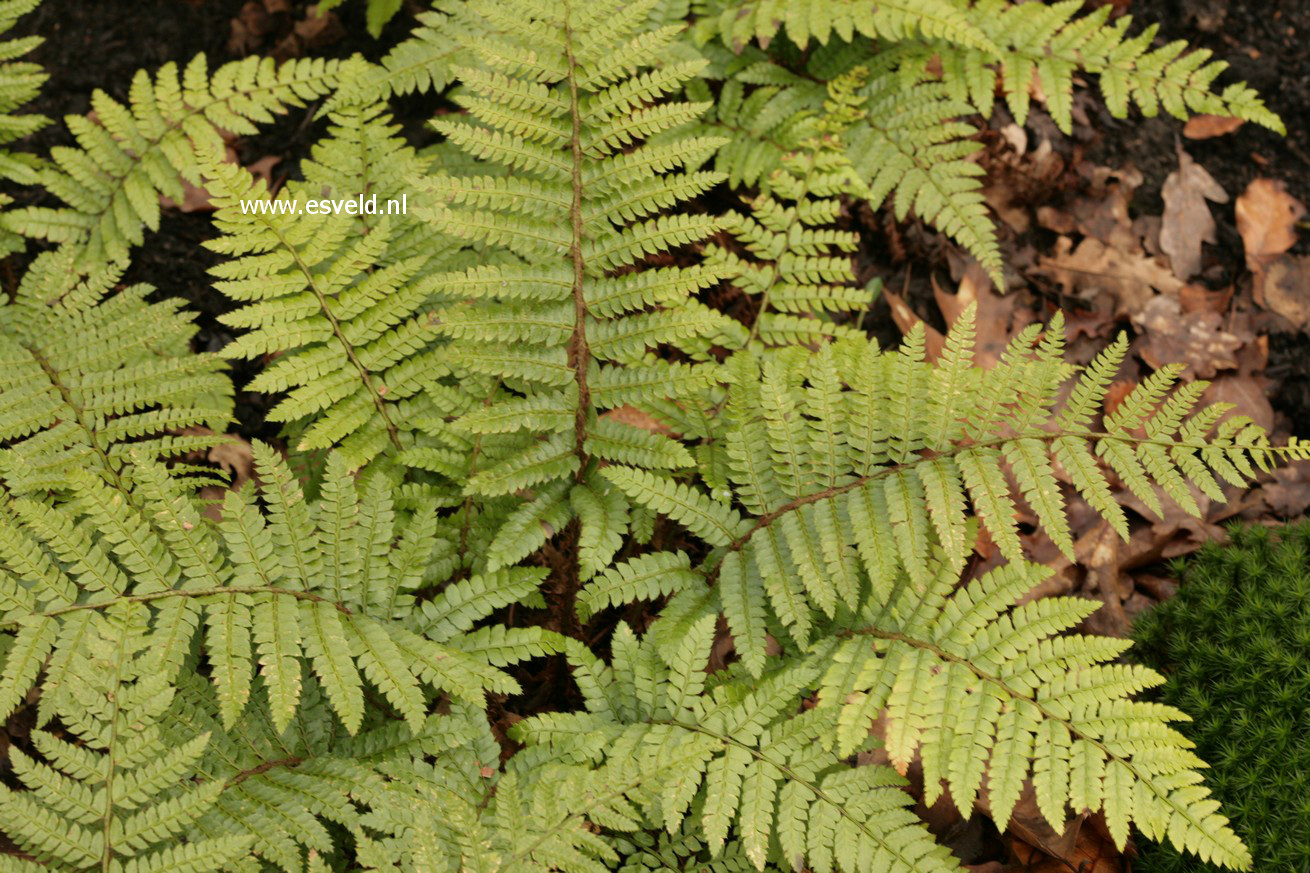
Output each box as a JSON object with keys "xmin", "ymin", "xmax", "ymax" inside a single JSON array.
[
  {"xmin": 1183, "ymin": 114, "xmax": 1245, "ymax": 140},
  {"xmin": 1236, "ymin": 178, "xmax": 1306, "ymax": 274},
  {"xmin": 1038, "ymin": 236, "xmax": 1183, "ymax": 318},
  {"xmin": 1159, "ymin": 146, "xmax": 1228, "ymax": 280}
]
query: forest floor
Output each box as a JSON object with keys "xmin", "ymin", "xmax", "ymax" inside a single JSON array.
[{"xmin": 7, "ymin": 1, "xmax": 1310, "ymax": 870}]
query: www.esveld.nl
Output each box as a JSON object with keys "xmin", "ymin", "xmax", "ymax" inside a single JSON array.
[{"xmin": 238, "ymin": 193, "xmax": 407, "ymax": 216}]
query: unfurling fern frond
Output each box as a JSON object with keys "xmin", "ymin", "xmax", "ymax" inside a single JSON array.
[
  {"xmin": 2, "ymin": 53, "xmax": 344, "ymax": 267},
  {"xmin": 0, "ymin": 250, "xmax": 233, "ymax": 496},
  {"xmin": 415, "ymin": 0, "xmax": 735, "ymax": 575}
]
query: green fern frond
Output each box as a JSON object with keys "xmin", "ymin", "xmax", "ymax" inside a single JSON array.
[
  {"xmin": 0, "ymin": 448, "xmax": 536, "ymax": 736},
  {"xmin": 0, "ymin": 605, "xmax": 252, "ymax": 872},
  {"xmin": 200, "ymin": 108, "xmax": 472, "ymax": 473},
  {"xmin": 2, "ymin": 53, "xmax": 345, "ymax": 267},
  {"xmin": 886, "ymin": 0, "xmax": 1282, "ymax": 136},
  {"xmin": 0, "ymin": 0, "xmax": 49, "ymax": 256},
  {"xmin": 613, "ymin": 309, "xmax": 1305, "ymax": 650},
  {"xmin": 693, "ymin": 0, "xmax": 995, "ymax": 54},
  {"xmin": 0, "ymin": 251, "xmax": 233, "ymax": 496},
  {"xmin": 707, "ymin": 68, "xmax": 875, "ymax": 350},
  {"xmin": 416, "ymin": 0, "xmax": 732, "ymax": 577},
  {"xmin": 512, "ymin": 622, "xmax": 965, "ymax": 873}
]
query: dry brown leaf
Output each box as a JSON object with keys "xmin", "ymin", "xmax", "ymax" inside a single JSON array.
[
  {"xmin": 1039, "ymin": 236, "xmax": 1183, "ymax": 318},
  {"xmin": 1235, "ymin": 178, "xmax": 1306, "ymax": 274},
  {"xmin": 1253, "ymin": 254, "xmax": 1310, "ymax": 328},
  {"xmin": 228, "ymin": 1, "xmax": 273, "ymax": 55},
  {"xmin": 1178, "ymin": 283, "xmax": 1233, "ymax": 315},
  {"xmin": 208, "ymin": 436, "xmax": 256, "ymax": 489},
  {"xmin": 883, "ymin": 288, "xmax": 945, "ymax": 361},
  {"xmin": 933, "ymin": 260, "xmax": 1032, "ymax": 368},
  {"xmin": 1182, "ymin": 114, "xmax": 1246, "ymax": 139},
  {"xmin": 600, "ymin": 404, "xmax": 674, "ymax": 436},
  {"xmin": 1202, "ymin": 374, "xmax": 1275, "ymax": 432},
  {"xmin": 1067, "ymin": 165, "xmax": 1143, "ymax": 254},
  {"xmin": 1131, "ymin": 294, "xmax": 1247, "ymax": 379},
  {"xmin": 1262, "ymin": 464, "xmax": 1310, "ymax": 518},
  {"xmin": 1159, "ymin": 147, "xmax": 1228, "ymax": 280},
  {"xmin": 1009, "ymin": 815, "xmax": 1126, "ymax": 873}
]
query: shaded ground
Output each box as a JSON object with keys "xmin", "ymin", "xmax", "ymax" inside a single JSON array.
[{"xmin": 1095, "ymin": 0, "xmax": 1310, "ymax": 434}]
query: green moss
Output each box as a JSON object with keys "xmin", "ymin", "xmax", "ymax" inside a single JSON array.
[{"xmin": 1132, "ymin": 522, "xmax": 1310, "ymax": 873}]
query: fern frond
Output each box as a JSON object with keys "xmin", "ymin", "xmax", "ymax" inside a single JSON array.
[
  {"xmin": 417, "ymin": 0, "xmax": 729, "ymax": 578},
  {"xmin": 200, "ymin": 107, "xmax": 471, "ymax": 472},
  {"xmin": 0, "ymin": 448, "xmax": 533, "ymax": 735},
  {"xmin": 3, "ymin": 53, "xmax": 345, "ymax": 267},
  {"xmin": 0, "ymin": 0, "xmax": 49, "ymax": 257},
  {"xmin": 694, "ymin": 0, "xmax": 995, "ymax": 54},
  {"xmin": 0, "ymin": 251, "xmax": 232, "ymax": 495}
]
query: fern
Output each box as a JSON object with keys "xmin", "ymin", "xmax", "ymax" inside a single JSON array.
[
  {"xmin": 0, "ymin": 446, "xmax": 547, "ymax": 736},
  {"xmin": 692, "ymin": 0, "xmax": 996, "ymax": 53},
  {"xmin": 883, "ymin": 0, "xmax": 1284, "ymax": 136},
  {"xmin": 0, "ymin": 0, "xmax": 48, "ymax": 257},
  {"xmin": 199, "ymin": 104, "xmax": 472, "ymax": 473},
  {"xmin": 0, "ymin": 1, "xmax": 1304, "ymax": 871},
  {"xmin": 0, "ymin": 250, "xmax": 233, "ymax": 496},
  {"xmin": 0, "ymin": 605, "xmax": 252, "ymax": 872},
  {"xmin": 707, "ymin": 66, "xmax": 875, "ymax": 349},
  {"xmin": 414, "ymin": 0, "xmax": 734, "ymax": 577},
  {"xmin": 2, "ymin": 53, "xmax": 345, "ymax": 267}
]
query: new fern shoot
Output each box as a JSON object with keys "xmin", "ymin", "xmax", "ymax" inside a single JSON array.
[{"xmin": 0, "ymin": 0, "xmax": 1303, "ymax": 871}]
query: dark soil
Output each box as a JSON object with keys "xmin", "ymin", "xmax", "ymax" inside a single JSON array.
[{"xmin": 1086, "ymin": 0, "xmax": 1310, "ymax": 433}]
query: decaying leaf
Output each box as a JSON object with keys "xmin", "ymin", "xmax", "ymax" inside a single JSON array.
[
  {"xmin": 1202, "ymin": 374, "xmax": 1275, "ymax": 433},
  {"xmin": 1039, "ymin": 236, "xmax": 1183, "ymax": 317},
  {"xmin": 1131, "ymin": 294, "xmax": 1247, "ymax": 379},
  {"xmin": 1183, "ymin": 114, "xmax": 1245, "ymax": 140},
  {"xmin": 1159, "ymin": 147, "xmax": 1228, "ymax": 280},
  {"xmin": 1254, "ymin": 254, "xmax": 1310, "ymax": 328},
  {"xmin": 1236, "ymin": 178, "xmax": 1306, "ymax": 274}
]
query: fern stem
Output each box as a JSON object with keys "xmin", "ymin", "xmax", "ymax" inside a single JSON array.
[
  {"xmin": 225, "ymin": 755, "xmax": 306, "ymax": 789},
  {"xmin": 563, "ymin": 6, "xmax": 592, "ymax": 481},
  {"xmin": 98, "ymin": 619, "xmax": 132, "ymax": 873},
  {"xmin": 25, "ymin": 342, "xmax": 129, "ymax": 495}
]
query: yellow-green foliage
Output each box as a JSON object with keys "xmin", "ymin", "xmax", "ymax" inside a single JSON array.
[{"xmin": 0, "ymin": 0, "xmax": 1301, "ymax": 871}]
